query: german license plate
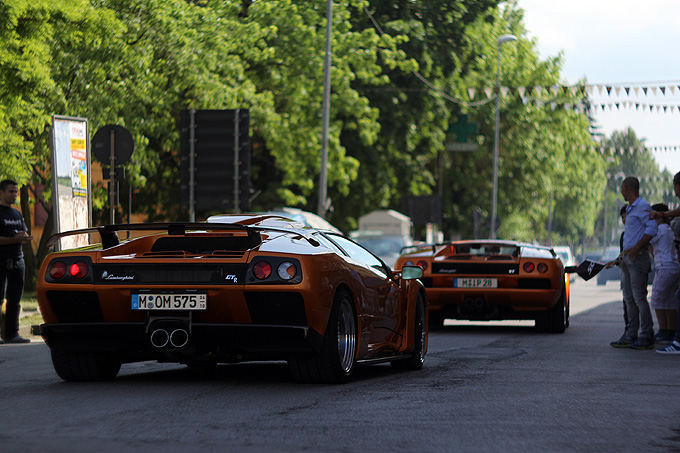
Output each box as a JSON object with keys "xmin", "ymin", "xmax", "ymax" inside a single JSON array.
[
  {"xmin": 454, "ymin": 278, "xmax": 497, "ymax": 288},
  {"xmin": 131, "ymin": 293, "xmax": 207, "ymax": 310}
]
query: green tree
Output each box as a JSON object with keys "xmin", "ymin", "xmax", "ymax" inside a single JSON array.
[
  {"xmin": 596, "ymin": 128, "xmax": 671, "ymax": 249},
  {"xmin": 443, "ymin": 2, "xmax": 604, "ymax": 246},
  {"xmin": 334, "ymin": 0, "xmax": 499, "ymax": 231}
]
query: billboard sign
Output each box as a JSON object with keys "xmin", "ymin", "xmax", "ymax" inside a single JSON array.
[{"xmin": 50, "ymin": 115, "xmax": 91, "ymax": 250}]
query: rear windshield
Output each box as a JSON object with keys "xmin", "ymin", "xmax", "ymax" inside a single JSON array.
[
  {"xmin": 521, "ymin": 246, "xmax": 555, "ymax": 259},
  {"xmin": 453, "ymin": 243, "xmax": 519, "ymax": 257}
]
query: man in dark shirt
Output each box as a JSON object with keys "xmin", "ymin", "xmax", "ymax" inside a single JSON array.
[{"xmin": 0, "ymin": 179, "xmax": 33, "ymax": 344}]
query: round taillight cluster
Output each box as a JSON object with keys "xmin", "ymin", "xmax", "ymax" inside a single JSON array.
[
  {"xmin": 522, "ymin": 262, "xmax": 549, "ymax": 273},
  {"xmin": 253, "ymin": 261, "xmax": 272, "ymax": 280},
  {"xmin": 69, "ymin": 261, "xmax": 89, "ymax": 278},
  {"xmin": 416, "ymin": 260, "xmax": 428, "ymax": 270},
  {"xmin": 252, "ymin": 259, "xmax": 300, "ymax": 281},
  {"xmin": 48, "ymin": 260, "xmax": 89, "ymax": 280},
  {"xmin": 49, "ymin": 261, "xmax": 66, "ymax": 279},
  {"xmin": 277, "ymin": 261, "xmax": 297, "ymax": 280}
]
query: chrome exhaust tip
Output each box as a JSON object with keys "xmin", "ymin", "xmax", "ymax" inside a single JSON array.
[
  {"xmin": 169, "ymin": 328, "xmax": 189, "ymax": 348},
  {"xmin": 150, "ymin": 329, "xmax": 170, "ymax": 348}
]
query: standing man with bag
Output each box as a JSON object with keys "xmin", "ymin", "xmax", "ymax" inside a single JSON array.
[
  {"xmin": 610, "ymin": 176, "xmax": 657, "ymax": 350},
  {"xmin": 0, "ymin": 179, "xmax": 32, "ymax": 344}
]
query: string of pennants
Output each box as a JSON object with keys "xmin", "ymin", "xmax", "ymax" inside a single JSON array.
[
  {"xmin": 638, "ymin": 176, "xmax": 677, "ymax": 184},
  {"xmin": 465, "ymin": 82, "xmax": 680, "ymax": 100},
  {"xmin": 463, "ymin": 82, "xmax": 680, "ymax": 113},
  {"xmin": 580, "ymin": 145, "xmax": 680, "ymax": 155},
  {"xmin": 590, "ymin": 102, "xmax": 680, "ymax": 113}
]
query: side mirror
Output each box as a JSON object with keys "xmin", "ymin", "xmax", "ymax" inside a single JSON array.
[{"xmin": 401, "ymin": 265, "xmax": 423, "ymax": 280}]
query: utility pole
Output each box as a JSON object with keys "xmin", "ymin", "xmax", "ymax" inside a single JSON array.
[{"xmin": 317, "ymin": 0, "xmax": 332, "ymax": 217}]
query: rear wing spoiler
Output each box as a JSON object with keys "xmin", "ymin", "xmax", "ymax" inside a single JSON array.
[
  {"xmin": 47, "ymin": 222, "xmax": 321, "ymax": 250},
  {"xmin": 399, "ymin": 242, "xmax": 455, "ymax": 255}
]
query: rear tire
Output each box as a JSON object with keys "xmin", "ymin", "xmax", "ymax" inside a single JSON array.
[
  {"xmin": 288, "ymin": 291, "xmax": 357, "ymax": 384},
  {"xmin": 391, "ymin": 294, "xmax": 426, "ymax": 370},
  {"xmin": 51, "ymin": 350, "xmax": 121, "ymax": 381},
  {"xmin": 428, "ymin": 310, "xmax": 445, "ymax": 331},
  {"xmin": 535, "ymin": 286, "xmax": 568, "ymax": 333}
]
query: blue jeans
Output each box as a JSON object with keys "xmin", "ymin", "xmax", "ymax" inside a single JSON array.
[
  {"xmin": 0, "ymin": 257, "xmax": 25, "ymax": 340},
  {"xmin": 620, "ymin": 253, "xmax": 654, "ymax": 341},
  {"xmin": 675, "ymin": 287, "xmax": 680, "ymax": 342}
]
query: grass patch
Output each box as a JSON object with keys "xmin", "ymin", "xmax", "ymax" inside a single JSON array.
[{"xmin": 10, "ymin": 290, "xmax": 43, "ymax": 339}]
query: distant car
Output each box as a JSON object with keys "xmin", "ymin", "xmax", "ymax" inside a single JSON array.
[
  {"xmin": 395, "ymin": 240, "xmax": 570, "ymax": 333},
  {"xmin": 553, "ymin": 246, "xmax": 577, "ymax": 282},
  {"xmin": 596, "ymin": 247, "xmax": 620, "ymax": 286},
  {"xmin": 210, "ymin": 208, "xmax": 342, "ymax": 235},
  {"xmin": 350, "ymin": 231, "xmax": 413, "ymax": 269},
  {"xmin": 596, "ymin": 246, "xmax": 654, "ymax": 286},
  {"xmin": 36, "ymin": 216, "xmax": 427, "ymax": 383}
]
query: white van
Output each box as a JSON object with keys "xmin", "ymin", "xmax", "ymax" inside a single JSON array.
[{"xmin": 553, "ymin": 246, "xmax": 576, "ymax": 282}]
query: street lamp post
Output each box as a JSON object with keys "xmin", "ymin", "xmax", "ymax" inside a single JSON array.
[
  {"xmin": 490, "ymin": 34, "xmax": 517, "ymax": 239},
  {"xmin": 317, "ymin": 0, "xmax": 332, "ymax": 217}
]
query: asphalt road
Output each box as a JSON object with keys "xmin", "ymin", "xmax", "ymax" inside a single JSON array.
[{"xmin": 2, "ymin": 279, "xmax": 679, "ymax": 452}]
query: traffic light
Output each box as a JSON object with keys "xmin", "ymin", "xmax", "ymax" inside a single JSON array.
[{"xmin": 179, "ymin": 109, "xmax": 252, "ymax": 214}]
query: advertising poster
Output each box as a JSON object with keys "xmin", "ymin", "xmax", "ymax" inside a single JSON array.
[{"xmin": 51, "ymin": 115, "xmax": 91, "ymax": 250}]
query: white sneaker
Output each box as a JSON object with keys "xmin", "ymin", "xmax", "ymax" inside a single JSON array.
[{"xmin": 656, "ymin": 341, "xmax": 680, "ymax": 354}]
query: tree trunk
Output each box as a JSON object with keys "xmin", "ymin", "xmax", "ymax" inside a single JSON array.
[{"xmin": 19, "ymin": 185, "xmax": 37, "ymax": 291}]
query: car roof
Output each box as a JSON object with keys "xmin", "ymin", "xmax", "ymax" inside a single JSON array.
[{"xmin": 207, "ymin": 210, "xmax": 342, "ymax": 234}]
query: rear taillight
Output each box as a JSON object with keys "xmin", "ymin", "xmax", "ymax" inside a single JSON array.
[
  {"xmin": 49, "ymin": 261, "xmax": 67, "ymax": 279},
  {"xmin": 69, "ymin": 261, "xmax": 89, "ymax": 279},
  {"xmin": 523, "ymin": 262, "xmax": 535, "ymax": 273},
  {"xmin": 253, "ymin": 261, "xmax": 272, "ymax": 280},
  {"xmin": 277, "ymin": 262, "xmax": 297, "ymax": 280},
  {"xmin": 416, "ymin": 260, "xmax": 428, "ymax": 270},
  {"xmin": 537, "ymin": 263, "xmax": 548, "ymax": 273}
]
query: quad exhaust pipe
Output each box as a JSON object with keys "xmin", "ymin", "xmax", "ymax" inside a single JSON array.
[
  {"xmin": 150, "ymin": 328, "xmax": 170, "ymax": 348},
  {"xmin": 169, "ymin": 328, "xmax": 189, "ymax": 348},
  {"xmin": 149, "ymin": 327, "xmax": 189, "ymax": 349}
]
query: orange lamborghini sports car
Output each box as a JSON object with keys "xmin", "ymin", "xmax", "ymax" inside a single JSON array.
[
  {"xmin": 35, "ymin": 216, "xmax": 427, "ymax": 383},
  {"xmin": 394, "ymin": 240, "xmax": 570, "ymax": 333}
]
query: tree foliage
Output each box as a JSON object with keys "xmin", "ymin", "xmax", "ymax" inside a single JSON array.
[{"xmin": 0, "ymin": 0, "xmax": 670, "ymax": 283}]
